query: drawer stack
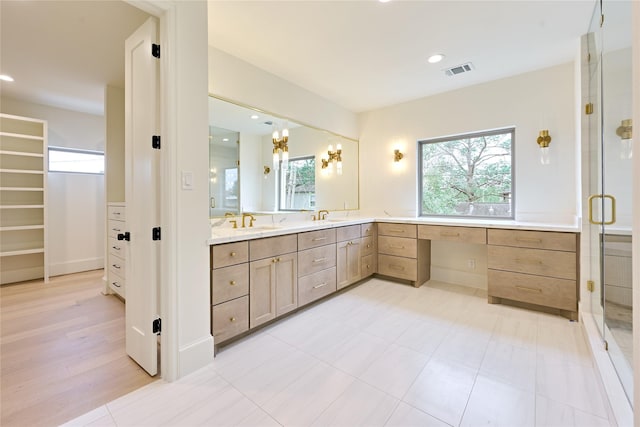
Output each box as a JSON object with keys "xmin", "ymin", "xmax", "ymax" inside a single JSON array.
[
  {"xmin": 107, "ymin": 203, "xmax": 126, "ymax": 298},
  {"xmin": 298, "ymin": 228, "xmax": 337, "ymax": 306},
  {"xmin": 360, "ymin": 223, "xmax": 377, "ymax": 279},
  {"xmin": 211, "ymin": 241, "xmax": 250, "ymax": 342},
  {"xmin": 377, "ymin": 223, "xmax": 430, "ymax": 287},
  {"xmin": 487, "ymin": 229, "xmax": 579, "ymax": 320}
]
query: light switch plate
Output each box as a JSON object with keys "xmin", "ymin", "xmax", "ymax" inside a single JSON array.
[{"xmin": 181, "ymin": 171, "xmax": 193, "ymax": 190}]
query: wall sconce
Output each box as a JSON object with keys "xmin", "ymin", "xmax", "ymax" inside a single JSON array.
[
  {"xmin": 263, "ymin": 166, "xmax": 271, "ymax": 179},
  {"xmin": 616, "ymin": 119, "xmax": 632, "ymax": 159},
  {"xmin": 394, "ymin": 149, "xmax": 404, "ymax": 162},
  {"xmin": 210, "ymin": 168, "xmax": 217, "ymax": 183},
  {"xmin": 321, "ymin": 144, "xmax": 343, "ymax": 175},
  {"xmin": 536, "ymin": 130, "xmax": 551, "ymax": 165},
  {"xmin": 272, "ymin": 122, "xmax": 289, "ymax": 170}
]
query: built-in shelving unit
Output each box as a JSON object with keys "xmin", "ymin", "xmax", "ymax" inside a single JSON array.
[{"xmin": 0, "ymin": 113, "xmax": 48, "ymax": 285}]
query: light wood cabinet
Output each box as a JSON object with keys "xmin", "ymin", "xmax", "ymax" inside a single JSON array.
[
  {"xmin": 298, "ymin": 267, "xmax": 337, "ymax": 306},
  {"xmin": 377, "ymin": 223, "xmax": 430, "ymax": 287},
  {"xmin": 211, "ymin": 296, "xmax": 249, "ymax": 343},
  {"xmin": 337, "ymin": 238, "xmax": 361, "ymax": 290},
  {"xmin": 107, "ymin": 203, "xmax": 126, "ymax": 298},
  {"xmin": 418, "ymin": 225, "xmax": 486, "ymax": 244},
  {"xmin": 249, "ymin": 236, "xmax": 298, "ymax": 328},
  {"xmin": 360, "ymin": 222, "xmax": 377, "ymax": 279},
  {"xmin": 487, "ymin": 229, "xmax": 578, "ymax": 320},
  {"xmin": 0, "ymin": 113, "xmax": 48, "ymax": 285}
]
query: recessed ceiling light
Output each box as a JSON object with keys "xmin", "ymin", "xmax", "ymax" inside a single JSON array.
[
  {"xmin": 222, "ymin": 138, "xmax": 229, "ymax": 142},
  {"xmin": 250, "ymin": 114, "xmax": 259, "ymax": 119},
  {"xmin": 427, "ymin": 54, "xmax": 445, "ymax": 64},
  {"xmin": 379, "ymin": 0, "xmax": 392, "ymax": 3},
  {"xmin": 0, "ymin": 74, "xmax": 15, "ymax": 82}
]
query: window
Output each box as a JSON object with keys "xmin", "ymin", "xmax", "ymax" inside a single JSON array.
[
  {"xmin": 419, "ymin": 128, "xmax": 514, "ymax": 218},
  {"xmin": 279, "ymin": 156, "xmax": 316, "ymax": 211},
  {"xmin": 48, "ymin": 147, "xmax": 104, "ymax": 174}
]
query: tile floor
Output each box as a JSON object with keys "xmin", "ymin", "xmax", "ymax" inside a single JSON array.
[{"xmin": 65, "ymin": 278, "xmax": 613, "ymax": 427}]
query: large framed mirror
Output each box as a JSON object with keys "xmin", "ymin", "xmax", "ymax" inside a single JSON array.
[{"xmin": 208, "ymin": 96, "xmax": 359, "ymax": 217}]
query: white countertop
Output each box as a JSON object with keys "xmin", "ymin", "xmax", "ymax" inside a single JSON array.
[{"xmin": 208, "ymin": 215, "xmax": 580, "ymax": 245}]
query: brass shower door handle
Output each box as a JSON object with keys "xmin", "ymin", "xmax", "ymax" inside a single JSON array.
[{"xmin": 588, "ymin": 194, "xmax": 616, "ymax": 225}]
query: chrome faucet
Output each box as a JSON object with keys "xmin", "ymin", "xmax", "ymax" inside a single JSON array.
[
  {"xmin": 318, "ymin": 209, "xmax": 329, "ymax": 220},
  {"xmin": 242, "ymin": 213, "xmax": 256, "ymax": 228}
]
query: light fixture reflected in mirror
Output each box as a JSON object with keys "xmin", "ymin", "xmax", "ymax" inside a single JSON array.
[
  {"xmin": 272, "ymin": 122, "xmax": 289, "ymax": 170},
  {"xmin": 394, "ymin": 149, "xmax": 404, "ymax": 162},
  {"xmin": 321, "ymin": 144, "xmax": 343, "ymax": 175},
  {"xmin": 263, "ymin": 165, "xmax": 271, "ymax": 179},
  {"xmin": 616, "ymin": 119, "xmax": 632, "ymax": 159},
  {"xmin": 536, "ymin": 130, "xmax": 551, "ymax": 165}
]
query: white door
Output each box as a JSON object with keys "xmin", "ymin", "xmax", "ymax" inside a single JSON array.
[{"xmin": 124, "ymin": 17, "xmax": 160, "ymax": 376}]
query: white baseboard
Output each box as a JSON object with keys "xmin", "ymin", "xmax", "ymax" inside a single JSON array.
[
  {"xmin": 178, "ymin": 334, "xmax": 214, "ymax": 378},
  {"xmin": 49, "ymin": 257, "xmax": 104, "ymax": 277},
  {"xmin": 430, "ymin": 266, "xmax": 487, "ymax": 289}
]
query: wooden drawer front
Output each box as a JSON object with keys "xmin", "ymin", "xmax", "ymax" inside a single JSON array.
[
  {"xmin": 108, "ymin": 220, "xmax": 125, "ymax": 239},
  {"xmin": 361, "ymin": 253, "xmax": 377, "ymax": 278},
  {"xmin": 298, "ymin": 229, "xmax": 336, "ymax": 251},
  {"xmin": 488, "ymin": 270, "xmax": 577, "ymax": 312},
  {"xmin": 418, "ymin": 225, "xmax": 486, "ymax": 244},
  {"xmin": 250, "ymin": 234, "xmax": 297, "ymax": 261},
  {"xmin": 211, "ymin": 241, "xmax": 249, "ymax": 268},
  {"xmin": 211, "ymin": 263, "xmax": 249, "ymax": 305},
  {"xmin": 336, "ymin": 225, "xmax": 361, "ymax": 242},
  {"xmin": 488, "ymin": 229, "xmax": 576, "ymax": 252},
  {"xmin": 361, "ymin": 235, "xmax": 375, "ymax": 257},
  {"xmin": 378, "ymin": 254, "xmax": 416, "ymax": 281},
  {"xmin": 108, "ymin": 205, "xmax": 126, "ymax": 221},
  {"xmin": 378, "ymin": 236, "xmax": 417, "ymax": 258},
  {"xmin": 361, "ymin": 223, "xmax": 376, "ymax": 237},
  {"xmin": 109, "ymin": 258, "xmax": 126, "ymax": 279},
  {"xmin": 298, "ymin": 267, "xmax": 337, "ymax": 307},
  {"xmin": 108, "ymin": 237, "xmax": 128, "ymax": 260},
  {"xmin": 298, "ymin": 244, "xmax": 336, "ymax": 277},
  {"xmin": 378, "ymin": 223, "xmax": 416, "ymax": 238},
  {"xmin": 212, "ymin": 296, "xmax": 249, "ymax": 343},
  {"xmin": 488, "ymin": 246, "xmax": 576, "ymax": 280}
]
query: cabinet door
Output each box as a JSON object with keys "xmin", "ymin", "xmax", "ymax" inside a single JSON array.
[
  {"xmin": 249, "ymin": 258, "xmax": 276, "ymax": 328},
  {"xmin": 337, "ymin": 239, "xmax": 361, "ymax": 290},
  {"xmin": 275, "ymin": 253, "xmax": 298, "ymax": 316}
]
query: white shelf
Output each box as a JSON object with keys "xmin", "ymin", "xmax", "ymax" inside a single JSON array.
[
  {"xmin": 0, "ymin": 248, "xmax": 45, "ymax": 257},
  {"xmin": 0, "ymin": 187, "xmax": 44, "ymax": 192},
  {"xmin": 0, "ymin": 131, "xmax": 45, "ymax": 141},
  {"xmin": 0, "ymin": 205, "xmax": 44, "ymax": 209},
  {"xmin": 0, "ymin": 225, "xmax": 45, "ymax": 231},
  {"xmin": 0, "ymin": 150, "xmax": 44, "ymax": 158},
  {"xmin": 0, "ymin": 168, "xmax": 45, "ymax": 175}
]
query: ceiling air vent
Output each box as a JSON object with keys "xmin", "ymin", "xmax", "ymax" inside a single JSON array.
[{"xmin": 444, "ymin": 62, "xmax": 474, "ymax": 77}]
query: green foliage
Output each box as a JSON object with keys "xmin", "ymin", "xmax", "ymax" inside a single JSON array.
[
  {"xmin": 421, "ymin": 132, "xmax": 512, "ymax": 216},
  {"xmin": 282, "ymin": 157, "xmax": 316, "ymax": 210}
]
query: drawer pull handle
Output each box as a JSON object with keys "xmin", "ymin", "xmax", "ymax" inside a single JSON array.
[
  {"xmin": 389, "ymin": 264, "xmax": 405, "ymax": 271},
  {"xmin": 113, "ymin": 212, "xmax": 121, "ymax": 215},
  {"xmin": 312, "ymin": 237, "xmax": 327, "ymax": 241},
  {"xmin": 515, "ymin": 285, "xmax": 542, "ymax": 293},
  {"xmin": 313, "ymin": 257, "xmax": 328, "ymax": 263},
  {"xmin": 112, "ymin": 264, "xmax": 121, "ymax": 269},
  {"xmin": 389, "ymin": 245, "xmax": 405, "ymax": 249},
  {"xmin": 112, "ymin": 282, "xmax": 121, "ymax": 287},
  {"xmin": 229, "ymin": 317, "xmax": 236, "ymax": 322},
  {"xmin": 229, "ymin": 280, "xmax": 236, "ymax": 286},
  {"xmin": 516, "ymin": 237, "xmax": 542, "ymax": 243},
  {"xmin": 112, "ymin": 246, "xmax": 121, "ymax": 250},
  {"xmin": 230, "ymin": 251, "xmax": 236, "ymax": 257},
  {"xmin": 441, "ymin": 232, "xmax": 460, "ymax": 237},
  {"xmin": 272, "ymin": 257, "xmax": 281, "ymax": 263},
  {"xmin": 313, "ymin": 282, "xmax": 328, "ymax": 289},
  {"xmin": 515, "ymin": 258, "xmax": 543, "ymax": 265},
  {"xmin": 389, "ymin": 229, "xmax": 405, "ymax": 233},
  {"xmin": 112, "ymin": 228, "xmax": 121, "ymax": 232}
]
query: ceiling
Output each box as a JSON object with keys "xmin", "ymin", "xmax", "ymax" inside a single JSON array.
[{"xmin": 0, "ymin": 1, "xmax": 607, "ymax": 117}]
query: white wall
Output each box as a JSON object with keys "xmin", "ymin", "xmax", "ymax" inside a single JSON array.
[
  {"xmin": 1, "ymin": 97, "xmax": 105, "ymax": 276},
  {"xmin": 358, "ymin": 63, "xmax": 578, "ymax": 288},
  {"xmin": 208, "ymin": 47, "xmax": 359, "ymax": 140}
]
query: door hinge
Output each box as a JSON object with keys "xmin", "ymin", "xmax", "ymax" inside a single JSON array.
[
  {"xmin": 152, "ymin": 43, "xmax": 161, "ymax": 59},
  {"xmin": 152, "ymin": 318, "xmax": 161, "ymax": 335},
  {"xmin": 585, "ymin": 103, "xmax": 594, "ymax": 115},
  {"xmin": 117, "ymin": 231, "xmax": 131, "ymax": 242},
  {"xmin": 152, "ymin": 135, "xmax": 161, "ymax": 149},
  {"xmin": 604, "ymin": 339, "xmax": 608, "ymax": 351},
  {"xmin": 152, "ymin": 227, "xmax": 161, "ymax": 241},
  {"xmin": 587, "ymin": 280, "xmax": 595, "ymax": 292}
]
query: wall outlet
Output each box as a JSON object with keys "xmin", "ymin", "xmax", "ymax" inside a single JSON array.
[{"xmin": 467, "ymin": 258, "xmax": 476, "ymax": 269}]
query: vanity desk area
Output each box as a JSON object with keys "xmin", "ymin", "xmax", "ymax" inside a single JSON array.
[{"xmin": 208, "ymin": 215, "xmax": 580, "ymax": 345}]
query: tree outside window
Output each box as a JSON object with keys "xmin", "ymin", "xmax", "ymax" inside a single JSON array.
[
  {"xmin": 279, "ymin": 156, "xmax": 316, "ymax": 210},
  {"xmin": 419, "ymin": 128, "xmax": 514, "ymax": 218}
]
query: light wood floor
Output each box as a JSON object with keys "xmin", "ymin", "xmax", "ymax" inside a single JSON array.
[{"xmin": 0, "ymin": 269, "xmax": 156, "ymax": 427}]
